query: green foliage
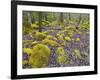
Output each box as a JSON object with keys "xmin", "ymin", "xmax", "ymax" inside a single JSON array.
[
  {"xmin": 34, "ymin": 32, "xmax": 46, "ymax": 40},
  {"xmin": 29, "ymin": 44, "xmax": 51, "ymax": 68}
]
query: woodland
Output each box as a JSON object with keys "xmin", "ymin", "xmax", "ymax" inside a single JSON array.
[{"xmin": 22, "ymin": 11, "xmax": 90, "ymax": 68}]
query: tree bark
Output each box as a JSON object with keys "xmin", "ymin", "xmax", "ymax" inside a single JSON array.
[{"xmin": 38, "ymin": 12, "xmax": 42, "ymax": 32}]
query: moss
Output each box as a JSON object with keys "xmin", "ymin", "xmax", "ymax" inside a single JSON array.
[
  {"xmin": 32, "ymin": 44, "xmax": 51, "ymax": 56},
  {"xmin": 46, "ymin": 35, "xmax": 57, "ymax": 41},
  {"xmin": 56, "ymin": 34, "xmax": 64, "ymax": 42},
  {"xmin": 56, "ymin": 55, "xmax": 67, "ymax": 64},
  {"xmin": 67, "ymin": 30, "xmax": 74, "ymax": 37},
  {"xmin": 49, "ymin": 21, "xmax": 59, "ymax": 27},
  {"xmin": 23, "ymin": 60, "xmax": 28, "ymax": 65},
  {"xmin": 35, "ymin": 32, "xmax": 46, "ymax": 40},
  {"xmin": 46, "ymin": 35, "xmax": 53, "ymax": 39},
  {"xmin": 56, "ymin": 47, "xmax": 65, "ymax": 55},
  {"xmin": 42, "ymin": 39, "xmax": 59, "ymax": 47},
  {"xmin": 73, "ymin": 49, "xmax": 81, "ymax": 59},
  {"xmin": 32, "ymin": 24, "xmax": 38, "ymax": 29},
  {"xmin": 29, "ymin": 44, "xmax": 51, "ymax": 68},
  {"xmin": 56, "ymin": 47, "xmax": 68, "ymax": 64},
  {"xmin": 23, "ymin": 48, "xmax": 32, "ymax": 55},
  {"xmin": 31, "ymin": 41, "xmax": 38, "ymax": 47},
  {"xmin": 65, "ymin": 36, "xmax": 72, "ymax": 42},
  {"xmin": 76, "ymin": 38, "xmax": 80, "ymax": 42}
]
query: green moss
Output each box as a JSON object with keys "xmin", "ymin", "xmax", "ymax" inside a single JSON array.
[
  {"xmin": 23, "ymin": 60, "xmax": 28, "ymax": 65},
  {"xmin": 42, "ymin": 39, "xmax": 59, "ymax": 47},
  {"xmin": 56, "ymin": 47, "xmax": 68, "ymax": 64},
  {"xmin": 56, "ymin": 55, "xmax": 67, "ymax": 64},
  {"xmin": 31, "ymin": 41, "xmax": 38, "ymax": 47},
  {"xmin": 32, "ymin": 24, "xmax": 38, "ymax": 29},
  {"xmin": 49, "ymin": 21, "xmax": 59, "ymax": 27},
  {"xmin": 73, "ymin": 49, "xmax": 81, "ymax": 59},
  {"xmin": 32, "ymin": 44, "xmax": 51, "ymax": 56},
  {"xmin": 35, "ymin": 32, "xmax": 46, "ymax": 40},
  {"xmin": 65, "ymin": 36, "xmax": 72, "ymax": 42},
  {"xmin": 76, "ymin": 38, "xmax": 80, "ymax": 42},
  {"xmin": 29, "ymin": 44, "xmax": 51, "ymax": 68},
  {"xmin": 46, "ymin": 35, "xmax": 53, "ymax": 39},
  {"xmin": 23, "ymin": 48, "xmax": 32, "ymax": 55},
  {"xmin": 56, "ymin": 47, "xmax": 65, "ymax": 55}
]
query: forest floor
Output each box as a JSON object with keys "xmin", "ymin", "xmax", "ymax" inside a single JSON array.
[{"xmin": 23, "ymin": 25, "xmax": 90, "ymax": 68}]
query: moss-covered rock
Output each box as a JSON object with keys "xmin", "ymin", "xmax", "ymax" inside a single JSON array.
[
  {"xmin": 56, "ymin": 47, "xmax": 68, "ymax": 64},
  {"xmin": 65, "ymin": 36, "xmax": 72, "ymax": 42},
  {"xmin": 22, "ymin": 60, "xmax": 28, "ymax": 65},
  {"xmin": 29, "ymin": 44, "xmax": 51, "ymax": 68},
  {"xmin": 32, "ymin": 23, "xmax": 38, "ymax": 29},
  {"xmin": 76, "ymin": 38, "xmax": 80, "ymax": 42},
  {"xmin": 23, "ymin": 48, "xmax": 32, "ymax": 55},
  {"xmin": 42, "ymin": 39, "xmax": 59, "ymax": 47},
  {"xmin": 34, "ymin": 32, "xmax": 46, "ymax": 40},
  {"xmin": 31, "ymin": 41, "xmax": 38, "ymax": 47},
  {"xmin": 56, "ymin": 47, "xmax": 65, "ymax": 55}
]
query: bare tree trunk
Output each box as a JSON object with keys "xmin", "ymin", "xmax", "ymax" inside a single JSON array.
[
  {"xmin": 69, "ymin": 13, "xmax": 71, "ymax": 21},
  {"xmin": 60, "ymin": 13, "xmax": 64, "ymax": 23},
  {"xmin": 60, "ymin": 13, "xmax": 64, "ymax": 28},
  {"xmin": 76, "ymin": 14, "xmax": 82, "ymax": 29},
  {"xmin": 38, "ymin": 12, "xmax": 42, "ymax": 32},
  {"xmin": 27, "ymin": 12, "xmax": 32, "ymax": 26},
  {"xmin": 44, "ymin": 13, "xmax": 47, "ymax": 21}
]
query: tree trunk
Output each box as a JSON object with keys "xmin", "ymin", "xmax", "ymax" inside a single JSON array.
[
  {"xmin": 60, "ymin": 13, "xmax": 64, "ymax": 23},
  {"xmin": 38, "ymin": 12, "xmax": 42, "ymax": 32},
  {"xmin": 27, "ymin": 12, "xmax": 32, "ymax": 26},
  {"xmin": 44, "ymin": 13, "xmax": 47, "ymax": 21},
  {"xmin": 76, "ymin": 14, "xmax": 82, "ymax": 29},
  {"xmin": 69, "ymin": 13, "xmax": 71, "ymax": 21}
]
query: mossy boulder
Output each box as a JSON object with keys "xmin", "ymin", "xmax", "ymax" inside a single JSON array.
[
  {"xmin": 56, "ymin": 47, "xmax": 65, "ymax": 55},
  {"xmin": 76, "ymin": 38, "xmax": 80, "ymax": 42},
  {"xmin": 31, "ymin": 41, "xmax": 38, "ymax": 47},
  {"xmin": 65, "ymin": 36, "xmax": 72, "ymax": 42},
  {"xmin": 23, "ymin": 48, "xmax": 32, "ymax": 55},
  {"xmin": 32, "ymin": 24, "xmax": 38, "ymax": 29},
  {"xmin": 42, "ymin": 39, "xmax": 59, "ymax": 47},
  {"xmin": 29, "ymin": 44, "xmax": 51, "ymax": 68},
  {"xmin": 34, "ymin": 32, "xmax": 46, "ymax": 40},
  {"xmin": 56, "ymin": 47, "xmax": 68, "ymax": 64}
]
